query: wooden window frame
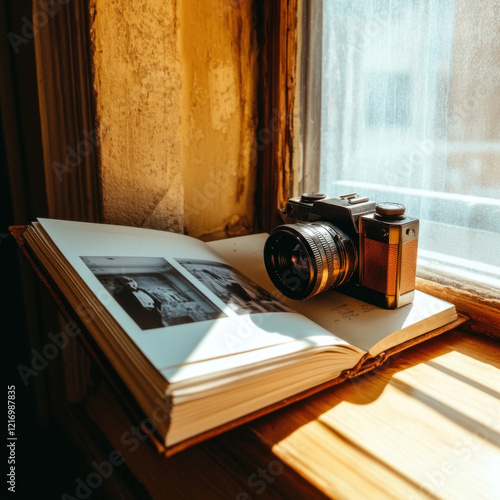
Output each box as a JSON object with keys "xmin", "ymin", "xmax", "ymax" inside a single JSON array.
[
  {"xmin": 255, "ymin": 0, "xmax": 300, "ymax": 232},
  {"xmin": 258, "ymin": 0, "xmax": 499, "ymax": 338}
]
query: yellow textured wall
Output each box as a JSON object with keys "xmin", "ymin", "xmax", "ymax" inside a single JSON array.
[{"xmin": 90, "ymin": 0, "xmax": 258, "ymax": 239}]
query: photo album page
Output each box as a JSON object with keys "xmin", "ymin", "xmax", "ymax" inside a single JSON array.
[{"xmin": 32, "ymin": 219, "xmax": 359, "ymax": 384}]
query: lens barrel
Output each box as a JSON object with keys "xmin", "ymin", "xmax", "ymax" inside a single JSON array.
[{"xmin": 263, "ymin": 222, "xmax": 357, "ymax": 300}]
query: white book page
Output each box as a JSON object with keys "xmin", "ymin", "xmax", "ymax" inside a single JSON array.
[
  {"xmin": 36, "ymin": 219, "xmax": 358, "ymax": 383},
  {"xmin": 208, "ymin": 234, "xmax": 457, "ymax": 357}
]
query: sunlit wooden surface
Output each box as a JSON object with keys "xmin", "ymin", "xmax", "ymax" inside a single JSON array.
[
  {"xmin": 249, "ymin": 328, "xmax": 500, "ymax": 500},
  {"xmin": 87, "ymin": 328, "xmax": 499, "ymax": 499}
]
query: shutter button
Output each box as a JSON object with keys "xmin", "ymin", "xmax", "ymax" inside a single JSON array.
[{"xmin": 375, "ymin": 202, "xmax": 406, "ymax": 220}]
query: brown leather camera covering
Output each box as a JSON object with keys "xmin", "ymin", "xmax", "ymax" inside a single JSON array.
[
  {"xmin": 362, "ymin": 239, "xmax": 398, "ymax": 295},
  {"xmin": 362, "ymin": 238, "xmax": 417, "ymax": 295}
]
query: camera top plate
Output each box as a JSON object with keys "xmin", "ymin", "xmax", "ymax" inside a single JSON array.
[{"xmin": 311, "ymin": 195, "xmax": 376, "ymax": 236}]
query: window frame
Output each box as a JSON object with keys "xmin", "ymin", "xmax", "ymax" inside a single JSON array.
[
  {"xmin": 255, "ymin": 0, "xmax": 300, "ymax": 232},
  {"xmin": 265, "ymin": 0, "xmax": 500, "ymax": 337}
]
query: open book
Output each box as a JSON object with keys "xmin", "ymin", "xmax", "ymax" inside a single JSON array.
[{"xmin": 13, "ymin": 219, "xmax": 461, "ymax": 455}]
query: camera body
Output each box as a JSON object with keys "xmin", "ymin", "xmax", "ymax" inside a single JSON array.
[{"xmin": 264, "ymin": 193, "xmax": 419, "ymax": 309}]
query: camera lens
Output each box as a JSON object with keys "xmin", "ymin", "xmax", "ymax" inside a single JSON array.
[{"xmin": 263, "ymin": 222, "xmax": 358, "ymax": 300}]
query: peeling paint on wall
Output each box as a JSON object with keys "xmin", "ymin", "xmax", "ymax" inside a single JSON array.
[
  {"xmin": 181, "ymin": 0, "xmax": 258, "ymax": 239},
  {"xmin": 90, "ymin": 0, "xmax": 258, "ymax": 239}
]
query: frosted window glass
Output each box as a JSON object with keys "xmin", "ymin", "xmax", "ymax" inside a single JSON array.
[{"xmin": 307, "ymin": 0, "xmax": 500, "ymax": 284}]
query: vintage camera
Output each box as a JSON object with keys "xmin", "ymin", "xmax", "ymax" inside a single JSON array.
[{"xmin": 263, "ymin": 193, "xmax": 419, "ymax": 309}]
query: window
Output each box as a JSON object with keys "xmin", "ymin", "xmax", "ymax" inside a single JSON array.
[{"xmin": 300, "ymin": 0, "xmax": 500, "ymax": 289}]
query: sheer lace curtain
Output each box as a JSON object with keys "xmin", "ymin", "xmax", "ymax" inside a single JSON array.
[{"xmin": 304, "ymin": 0, "xmax": 500, "ymax": 287}]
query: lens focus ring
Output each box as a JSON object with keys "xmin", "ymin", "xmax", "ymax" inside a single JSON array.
[
  {"xmin": 300, "ymin": 224, "xmax": 339, "ymax": 296},
  {"xmin": 263, "ymin": 221, "xmax": 357, "ymax": 300},
  {"xmin": 291, "ymin": 225, "xmax": 324, "ymax": 286}
]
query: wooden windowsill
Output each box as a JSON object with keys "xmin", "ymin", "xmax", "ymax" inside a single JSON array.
[
  {"xmin": 416, "ymin": 276, "xmax": 500, "ymax": 339},
  {"xmin": 79, "ymin": 325, "xmax": 499, "ymax": 500}
]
